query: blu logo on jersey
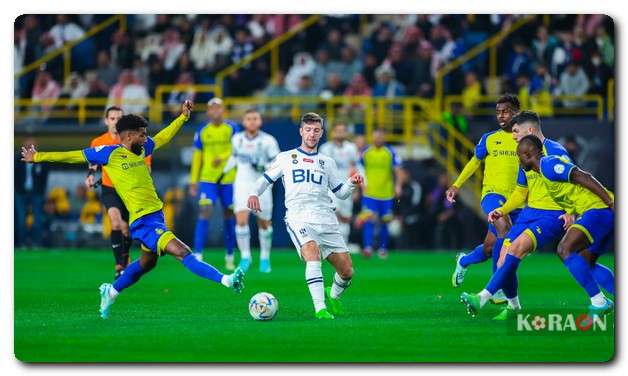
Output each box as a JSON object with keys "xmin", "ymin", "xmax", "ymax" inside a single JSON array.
[{"xmin": 292, "ymin": 169, "xmax": 323, "ymax": 185}]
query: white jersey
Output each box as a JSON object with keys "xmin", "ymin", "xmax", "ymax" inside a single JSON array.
[
  {"xmin": 231, "ymin": 131, "xmax": 280, "ymax": 184},
  {"xmin": 252, "ymin": 147, "xmax": 355, "ymax": 225},
  {"xmin": 319, "ymin": 140, "xmax": 359, "ymax": 179}
]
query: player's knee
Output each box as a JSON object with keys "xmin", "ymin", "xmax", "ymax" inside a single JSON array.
[
  {"xmin": 339, "ymin": 265, "xmax": 353, "ymax": 280},
  {"xmin": 556, "ymin": 241, "xmax": 573, "ymax": 261},
  {"xmin": 508, "ymin": 242, "xmax": 526, "ymax": 258},
  {"xmin": 140, "ymin": 254, "xmax": 158, "ymax": 270}
]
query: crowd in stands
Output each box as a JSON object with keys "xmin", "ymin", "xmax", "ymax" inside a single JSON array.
[{"xmin": 15, "ymin": 14, "xmax": 614, "ymax": 120}]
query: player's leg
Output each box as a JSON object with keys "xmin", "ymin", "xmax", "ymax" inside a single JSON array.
[
  {"xmin": 193, "ymin": 182, "xmax": 215, "ymax": 261},
  {"xmin": 453, "ymin": 231, "xmax": 495, "ymax": 287},
  {"xmin": 285, "ymin": 221, "xmax": 332, "ymax": 319},
  {"xmin": 360, "ymin": 197, "xmax": 377, "ymax": 258},
  {"xmin": 257, "ymin": 189, "xmax": 274, "ymax": 273},
  {"xmin": 377, "ymin": 199, "xmax": 393, "ymax": 259},
  {"xmin": 581, "ymin": 249, "xmax": 615, "ymax": 295},
  {"xmin": 576, "ymin": 211, "xmax": 615, "ymax": 296},
  {"xmin": 108, "ymin": 206, "xmax": 129, "ymax": 278},
  {"xmin": 235, "ymin": 210, "xmax": 252, "ymax": 271},
  {"xmin": 220, "ymin": 183, "xmax": 236, "ymax": 271},
  {"xmin": 325, "ymin": 252, "xmax": 353, "ymax": 316},
  {"xmin": 162, "ymin": 236, "xmax": 244, "ymax": 292},
  {"xmin": 257, "ymin": 218, "xmax": 273, "ymax": 273},
  {"xmin": 334, "ymin": 193, "xmax": 352, "ymax": 244}
]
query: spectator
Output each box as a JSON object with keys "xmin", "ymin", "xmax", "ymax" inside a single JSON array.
[
  {"xmin": 31, "ymin": 70, "xmax": 61, "ymax": 116},
  {"xmin": 162, "ymin": 29, "xmax": 186, "ymax": 71},
  {"xmin": 261, "ymin": 70, "xmax": 291, "ymax": 115},
  {"xmin": 505, "ymin": 39, "xmax": 532, "ymax": 86},
  {"xmin": 189, "ymin": 23, "xmax": 214, "ymax": 70},
  {"xmin": 373, "ymin": 64, "xmax": 405, "ymax": 98},
  {"xmin": 557, "ymin": 62, "xmax": 589, "ymax": 108},
  {"xmin": 168, "ymin": 72, "xmax": 196, "ymax": 116},
  {"xmin": 107, "ymin": 70, "xmax": 150, "ymax": 114},
  {"xmin": 585, "ymin": 50, "xmax": 612, "ymax": 96},
  {"xmin": 206, "ymin": 26, "xmax": 234, "ymax": 71},
  {"xmin": 15, "ymin": 137, "xmax": 49, "ymax": 248},
  {"xmin": 285, "ymin": 52, "xmax": 316, "ymax": 94},
  {"xmin": 147, "ymin": 56, "xmax": 170, "ymax": 95},
  {"xmin": 532, "ymin": 25, "xmax": 557, "ymax": 66},
  {"xmin": 370, "ymin": 24, "xmax": 393, "ymax": 63},
  {"xmin": 48, "ymin": 15, "xmax": 85, "ymax": 48},
  {"xmin": 431, "ymin": 24, "xmax": 456, "ymax": 72},
  {"xmin": 323, "ymin": 28, "xmax": 345, "ymax": 60},
  {"xmin": 320, "ymin": 72, "xmax": 347, "ymax": 99},
  {"xmin": 563, "ymin": 134, "xmax": 582, "ymax": 165},
  {"xmin": 461, "ymin": 71, "xmax": 481, "ymax": 114},
  {"xmin": 328, "ymin": 46, "xmax": 363, "ymax": 85},
  {"xmin": 132, "ymin": 55, "xmax": 150, "ymax": 87},
  {"xmin": 343, "ymin": 73, "xmax": 372, "ymax": 97},
  {"xmin": 311, "ymin": 49, "xmax": 332, "ymax": 92},
  {"xmin": 361, "ymin": 53, "xmax": 379, "ymax": 88},
  {"xmin": 428, "ymin": 172, "xmax": 461, "ymax": 249},
  {"xmin": 230, "ymin": 28, "xmax": 254, "ymax": 66},
  {"xmin": 385, "ymin": 43, "xmax": 413, "ymax": 86},
  {"xmin": 393, "ymin": 167, "xmax": 423, "ymax": 249},
  {"xmin": 95, "ymin": 50, "xmax": 120, "ymax": 88},
  {"xmin": 84, "ymin": 71, "xmax": 109, "ymax": 99},
  {"xmin": 110, "ymin": 30, "xmax": 134, "ymax": 69},
  {"xmin": 79, "ymin": 190, "xmax": 103, "ymax": 225},
  {"xmin": 410, "ymin": 40, "xmax": 435, "ymax": 97},
  {"xmin": 59, "ymin": 72, "xmax": 89, "ymax": 110},
  {"xmin": 294, "ymin": 74, "xmax": 319, "ymax": 111},
  {"xmin": 594, "ymin": 25, "xmax": 614, "ymax": 68}
]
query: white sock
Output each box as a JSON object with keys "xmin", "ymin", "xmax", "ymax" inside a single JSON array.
[
  {"xmin": 305, "ymin": 261, "xmax": 326, "ymax": 312},
  {"xmin": 330, "ymin": 272, "xmax": 351, "ymax": 299},
  {"xmin": 225, "ymin": 254, "xmax": 234, "ymax": 264},
  {"xmin": 507, "ymin": 296, "xmax": 521, "ymax": 310},
  {"xmin": 235, "ymin": 225, "xmax": 251, "ymax": 259},
  {"xmin": 109, "ymin": 286, "xmax": 119, "ymax": 299},
  {"xmin": 339, "ymin": 222, "xmax": 350, "ymax": 244},
  {"xmin": 220, "ymin": 274, "xmax": 231, "ymax": 288},
  {"xmin": 478, "ymin": 289, "xmax": 492, "ymax": 307},
  {"xmin": 591, "ymin": 292, "xmax": 606, "ymax": 307},
  {"xmin": 259, "ymin": 226, "xmax": 273, "ymax": 260}
]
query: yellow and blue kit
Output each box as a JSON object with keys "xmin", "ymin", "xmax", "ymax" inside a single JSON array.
[
  {"xmin": 360, "ymin": 144, "xmax": 400, "ymax": 220},
  {"xmin": 540, "ymin": 155, "xmax": 614, "ymax": 254}
]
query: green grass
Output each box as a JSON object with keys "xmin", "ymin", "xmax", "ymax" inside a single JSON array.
[{"xmin": 14, "ymin": 249, "xmax": 614, "ymax": 362}]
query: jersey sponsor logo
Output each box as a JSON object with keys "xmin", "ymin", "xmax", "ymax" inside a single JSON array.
[
  {"xmin": 554, "ymin": 164, "xmax": 566, "ymax": 174},
  {"xmin": 291, "ymin": 153, "xmax": 298, "ymax": 164},
  {"xmin": 319, "ymin": 160, "xmax": 325, "ymax": 167},
  {"xmin": 491, "ymin": 149, "xmax": 518, "ymax": 157},
  {"xmin": 121, "ymin": 161, "xmax": 145, "ymax": 170},
  {"xmin": 292, "ymin": 169, "xmax": 323, "ymax": 185},
  {"xmin": 303, "ymin": 158, "xmax": 314, "ymax": 163}
]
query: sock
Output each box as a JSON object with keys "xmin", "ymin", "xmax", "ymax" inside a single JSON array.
[
  {"xmin": 112, "ymin": 260, "xmax": 149, "ymax": 293},
  {"xmin": 220, "ymin": 274, "xmax": 232, "ymax": 288},
  {"xmin": 591, "ymin": 292, "xmax": 607, "ymax": 307},
  {"xmin": 492, "ymin": 238, "xmax": 505, "ymax": 273},
  {"xmin": 108, "ymin": 286, "xmax": 119, "ymax": 299},
  {"xmin": 379, "ymin": 222, "xmax": 389, "ymax": 250},
  {"xmin": 478, "ymin": 289, "xmax": 492, "ymax": 306},
  {"xmin": 485, "ymin": 254, "xmax": 521, "ymax": 295},
  {"xmin": 182, "ymin": 253, "xmax": 224, "ymax": 284},
  {"xmin": 563, "ymin": 253, "xmax": 601, "ymax": 298},
  {"xmin": 507, "ymin": 296, "xmax": 521, "ymax": 310},
  {"xmin": 363, "ymin": 221, "xmax": 374, "ymax": 249},
  {"xmin": 224, "ymin": 217, "xmax": 236, "ymax": 256},
  {"xmin": 501, "ymin": 272, "xmax": 519, "ymax": 299},
  {"xmin": 339, "ymin": 222, "xmax": 350, "ymax": 244},
  {"xmin": 259, "ymin": 226, "xmax": 273, "ymax": 260},
  {"xmin": 193, "ymin": 218, "xmax": 209, "ymax": 254},
  {"xmin": 330, "ymin": 272, "xmax": 351, "ymax": 299},
  {"xmin": 235, "ymin": 225, "xmax": 251, "ymax": 260},
  {"xmin": 122, "ymin": 235, "xmax": 132, "ymax": 267},
  {"xmin": 592, "ymin": 263, "xmax": 615, "ymax": 295},
  {"xmin": 459, "ymin": 244, "xmax": 488, "ymax": 267},
  {"xmin": 305, "ymin": 261, "xmax": 326, "ymax": 312},
  {"xmin": 111, "ymin": 230, "xmax": 125, "ymax": 266}
]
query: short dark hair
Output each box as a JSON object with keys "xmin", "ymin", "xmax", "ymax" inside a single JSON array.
[
  {"xmin": 116, "ymin": 114, "xmax": 149, "ymax": 134},
  {"xmin": 519, "ymin": 134, "xmax": 543, "ymax": 152},
  {"xmin": 244, "ymin": 108, "xmax": 260, "ymax": 115},
  {"xmin": 496, "ymin": 94, "xmax": 520, "ymax": 111},
  {"xmin": 104, "ymin": 106, "xmax": 123, "ymax": 118},
  {"xmin": 512, "ymin": 110, "xmax": 541, "ymax": 128},
  {"xmin": 300, "ymin": 112, "xmax": 323, "ymax": 127}
]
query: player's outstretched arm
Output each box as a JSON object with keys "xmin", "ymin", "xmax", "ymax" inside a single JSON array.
[
  {"xmin": 498, "ymin": 185, "xmax": 528, "ymax": 216},
  {"xmin": 448, "ymin": 156, "xmax": 482, "ymax": 202},
  {"xmin": 333, "ymin": 173, "xmax": 363, "ymax": 200},
  {"xmin": 22, "ymin": 145, "xmax": 87, "ymax": 164},
  {"xmin": 570, "ymin": 168, "xmax": 614, "ymax": 208},
  {"xmin": 153, "ymin": 100, "xmax": 193, "ymax": 150}
]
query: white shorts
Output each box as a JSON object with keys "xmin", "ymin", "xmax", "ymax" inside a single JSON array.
[
  {"xmin": 285, "ymin": 219, "xmax": 349, "ymax": 260},
  {"xmin": 234, "ymin": 182, "xmax": 273, "ymax": 221},
  {"xmin": 329, "ymin": 192, "xmax": 353, "ymax": 219}
]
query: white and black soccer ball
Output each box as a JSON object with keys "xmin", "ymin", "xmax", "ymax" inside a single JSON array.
[{"xmin": 249, "ymin": 292, "xmax": 278, "ymax": 321}]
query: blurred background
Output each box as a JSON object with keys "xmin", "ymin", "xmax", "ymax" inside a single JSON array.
[{"xmin": 13, "ymin": 14, "xmax": 615, "ymax": 253}]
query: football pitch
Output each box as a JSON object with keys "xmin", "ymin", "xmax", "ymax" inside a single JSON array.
[{"xmin": 14, "ymin": 249, "xmax": 614, "ymax": 363}]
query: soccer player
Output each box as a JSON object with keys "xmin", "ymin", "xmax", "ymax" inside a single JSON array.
[
  {"xmin": 247, "ymin": 112, "xmax": 364, "ymax": 320},
  {"xmin": 449, "ymin": 95, "xmax": 521, "ymax": 301},
  {"xmin": 21, "ymin": 101, "xmax": 245, "ymax": 319},
  {"xmin": 86, "ymin": 106, "xmax": 150, "ymax": 279},
  {"xmin": 319, "ymin": 123, "xmax": 360, "ymax": 245},
  {"xmin": 189, "ymin": 97, "xmax": 238, "ymax": 269},
  {"xmin": 460, "ymin": 111, "xmax": 573, "ymax": 318},
  {"xmin": 359, "ymin": 128, "xmax": 402, "ymax": 259},
  {"xmin": 222, "ymin": 108, "xmax": 280, "ymax": 273}
]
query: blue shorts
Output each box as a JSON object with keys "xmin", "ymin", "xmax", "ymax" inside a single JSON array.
[
  {"xmin": 572, "ymin": 208, "xmax": 614, "ymax": 255},
  {"xmin": 198, "ymin": 182, "xmax": 233, "ymax": 209},
  {"xmin": 362, "ymin": 196, "xmax": 394, "ymax": 222},
  {"xmin": 481, "ymin": 193, "xmax": 522, "ymax": 236},
  {"xmin": 505, "ymin": 207, "xmax": 565, "ymax": 251},
  {"xmin": 130, "ymin": 210, "xmax": 175, "ymax": 255}
]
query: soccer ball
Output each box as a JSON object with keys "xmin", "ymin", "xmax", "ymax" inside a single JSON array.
[{"xmin": 249, "ymin": 292, "xmax": 278, "ymax": 321}]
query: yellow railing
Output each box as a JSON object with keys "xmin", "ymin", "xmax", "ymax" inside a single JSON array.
[
  {"xmin": 444, "ymin": 94, "xmax": 606, "ymax": 120},
  {"xmin": 15, "ymin": 15, "xmax": 126, "ymax": 82},
  {"xmin": 214, "ymin": 15, "xmax": 321, "ymax": 96},
  {"xmin": 608, "ymin": 79, "xmax": 615, "ymax": 121},
  {"xmin": 435, "ymin": 15, "xmax": 537, "ymax": 111}
]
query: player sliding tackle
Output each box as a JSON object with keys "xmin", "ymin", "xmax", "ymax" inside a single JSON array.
[
  {"xmin": 21, "ymin": 101, "xmax": 245, "ymax": 319},
  {"xmin": 248, "ymin": 113, "xmax": 364, "ymax": 320},
  {"xmin": 461, "ymin": 134, "xmax": 614, "ymax": 318}
]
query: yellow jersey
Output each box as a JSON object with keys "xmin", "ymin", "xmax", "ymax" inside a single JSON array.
[
  {"xmin": 190, "ymin": 121, "xmax": 239, "ymax": 184},
  {"xmin": 360, "ymin": 145, "xmax": 400, "ymax": 200},
  {"xmin": 474, "ymin": 129, "xmax": 520, "ymax": 198},
  {"xmin": 539, "ymin": 155, "xmax": 613, "ymax": 215},
  {"xmin": 517, "ymin": 138, "xmax": 572, "ymax": 211}
]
